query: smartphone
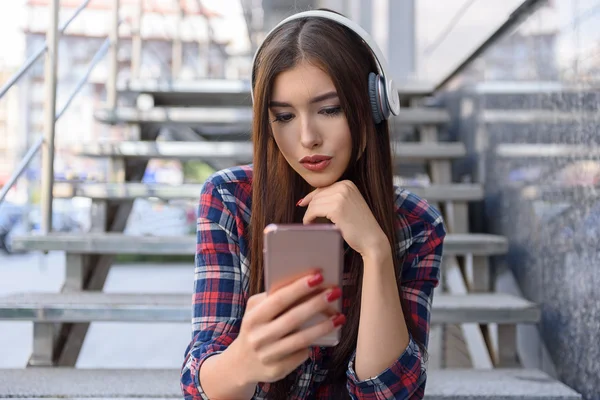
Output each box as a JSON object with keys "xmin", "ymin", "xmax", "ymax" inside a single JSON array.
[{"xmin": 263, "ymin": 223, "xmax": 344, "ymax": 346}]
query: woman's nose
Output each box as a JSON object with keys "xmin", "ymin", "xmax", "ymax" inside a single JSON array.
[{"xmin": 299, "ymin": 119, "xmax": 322, "ymax": 149}]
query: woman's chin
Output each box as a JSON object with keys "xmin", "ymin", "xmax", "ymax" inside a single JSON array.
[{"xmin": 302, "ymin": 173, "xmax": 340, "ymax": 189}]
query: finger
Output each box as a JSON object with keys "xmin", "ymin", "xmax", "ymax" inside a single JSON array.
[
  {"xmin": 257, "ymin": 286, "xmax": 341, "ymax": 343},
  {"xmin": 298, "ymin": 185, "xmax": 337, "ymax": 207},
  {"xmin": 247, "ymin": 292, "xmax": 267, "ymax": 311},
  {"xmin": 297, "ymin": 188, "xmax": 320, "ymax": 207},
  {"xmin": 302, "ymin": 200, "xmax": 337, "ymax": 224},
  {"xmin": 260, "ymin": 312, "xmax": 345, "ymax": 364},
  {"xmin": 253, "ymin": 271, "xmax": 327, "ymax": 324}
]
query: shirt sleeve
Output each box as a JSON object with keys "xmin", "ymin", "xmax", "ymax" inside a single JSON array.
[
  {"xmin": 345, "ymin": 204, "xmax": 446, "ymax": 400},
  {"xmin": 180, "ymin": 180, "xmax": 248, "ymax": 400}
]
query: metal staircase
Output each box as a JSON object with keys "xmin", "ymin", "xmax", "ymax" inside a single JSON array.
[{"xmin": 0, "ymin": 1, "xmax": 582, "ymax": 399}]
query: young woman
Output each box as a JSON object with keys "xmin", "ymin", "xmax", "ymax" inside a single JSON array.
[{"xmin": 181, "ymin": 9, "xmax": 446, "ymax": 400}]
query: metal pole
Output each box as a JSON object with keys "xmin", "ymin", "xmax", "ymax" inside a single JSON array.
[
  {"xmin": 131, "ymin": 0, "xmax": 143, "ymax": 80},
  {"xmin": 172, "ymin": 0, "xmax": 183, "ymax": 79},
  {"xmin": 107, "ymin": 0, "xmax": 120, "ymax": 110},
  {"xmin": 40, "ymin": 0, "xmax": 59, "ymax": 234}
]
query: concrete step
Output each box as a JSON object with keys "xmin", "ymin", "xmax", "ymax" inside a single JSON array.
[
  {"xmin": 0, "ymin": 292, "xmax": 539, "ymax": 325},
  {"xmin": 0, "ymin": 368, "xmax": 581, "ymax": 399},
  {"xmin": 11, "ymin": 233, "xmax": 508, "ymax": 256},
  {"xmin": 53, "ymin": 182, "xmax": 484, "ymax": 202},
  {"xmin": 71, "ymin": 140, "xmax": 466, "ymax": 161},
  {"xmin": 95, "ymin": 106, "xmax": 449, "ymax": 127}
]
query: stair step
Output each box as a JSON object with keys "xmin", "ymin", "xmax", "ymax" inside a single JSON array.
[
  {"xmin": 121, "ymin": 78, "xmax": 253, "ymax": 107},
  {"xmin": 0, "ymin": 368, "xmax": 580, "ymax": 399},
  {"xmin": 483, "ymin": 109, "xmax": 599, "ymax": 124},
  {"xmin": 0, "ymin": 292, "xmax": 539, "ymax": 324},
  {"xmin": 120, "ymin": 78, "xmax": 436, "ymax": 107},
  {"xmin": 71, "ymin": 141, "xmax": 465, "ymax": 161},
  {"xmin": 11, "ymin": 233, "xmax": 507, "ymax": 255},
  {"xmin": 95, "ymin": 106, "xmax": 449, "ymax": 126},
  {"xmin": 53, "ymin": 182, "xmax": 484, "ymax": 202},
  {"xmin": 496, "ymin": 143, "xmax": 600, "ymax": 159},
  {"xmin": 94, "ymin": 107, "xmax": 253, "ymax": 127}
]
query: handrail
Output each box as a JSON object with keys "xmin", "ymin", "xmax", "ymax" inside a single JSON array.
[
  {"xmin": 0, "ymin": 0, "xmax": 92, "ymax": 100},
  {"xmin": 0, "ymin": 137, "xmax": 44, "ymax": 204},
  {"xmin": 0, "ymin": 35, "xmax": 114, "ymax": 205},
  {"xmin": 434, "ymin": 0, "xmax": 548, "ymax": 92}
]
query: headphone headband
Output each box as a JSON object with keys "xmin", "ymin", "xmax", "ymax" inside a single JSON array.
[{"xmin": 250, "ymin": 10, "xmax": 400, "ymax": 117}]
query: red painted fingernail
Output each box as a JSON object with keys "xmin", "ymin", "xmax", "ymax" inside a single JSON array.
[
  {"xmin": 307, "ymin": 273, "xmax": 323, "ymax": 288},
  {"xmin": 326, "ymin": 287, "xmax": 342, "ymax": 302},
  {"xmin": 296, "ymin": 198, "xmax": 304, "ymax": 206},
  {"xmin": 332, "ymin": 313, "xmax": 346, "ymax": 328}
]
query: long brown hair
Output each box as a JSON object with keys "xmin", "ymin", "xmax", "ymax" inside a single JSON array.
[{"xmin": 249, "ymin": 9, "xmax": 424, "ymax": 399}]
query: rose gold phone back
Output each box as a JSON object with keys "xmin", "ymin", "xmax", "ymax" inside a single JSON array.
[{"xmin": 264, "ymin": 224, "xmax": 343, "ymax": 346}]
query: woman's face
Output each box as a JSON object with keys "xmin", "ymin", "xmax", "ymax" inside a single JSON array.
[{"xmin": 268, "ymin": 60, "xmax": 352, "ymax": 188}]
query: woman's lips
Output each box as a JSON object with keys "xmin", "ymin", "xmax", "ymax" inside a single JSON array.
[{"xmin": 299, "ymin": 155, "xmax": 332, "ymax": 172}]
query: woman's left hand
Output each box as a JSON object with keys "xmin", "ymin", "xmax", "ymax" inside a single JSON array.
[{"xmin": 298, "ymin": 180, "xmax": 389, "ymax": 259}]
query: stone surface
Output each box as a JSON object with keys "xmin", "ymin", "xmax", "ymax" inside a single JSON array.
[
  {"xmin": 11, "ymin": 232, "xmax": 508, "ymax": 255},
  {"xmin": 52, "ymin": 182, "xmax": 484, "ymax": 202},
  {"xmin": 0, "ymin": 368, "xmax": 581, "ymax": 399},
  {"xmin": 0, "ymin": 292, "xmax": 539, "ymax": 324}
]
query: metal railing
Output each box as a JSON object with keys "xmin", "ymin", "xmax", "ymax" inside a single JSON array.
[
  {"xmin": 0, "ymin": 0, "xmax": 121, "ymax": 235},
  {"xmin": 434, "ymin": 0, "xmax": 548, "ymax": 91}
]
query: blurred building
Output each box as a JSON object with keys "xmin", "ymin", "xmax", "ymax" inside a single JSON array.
[{"xmin": 18, "ymin": 0, "xmax": 250, "ymax": 186}]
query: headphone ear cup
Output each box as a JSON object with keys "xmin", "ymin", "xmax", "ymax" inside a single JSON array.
[{"xmin": 368, "ymin": 72, "xmax": 385, "ymax": 124}]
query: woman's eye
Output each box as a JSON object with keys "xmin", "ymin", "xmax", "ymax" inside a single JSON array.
[
  {"xmin": 320, "ymin": 106, "xmax": 342, "ymax": 117},
  {"xmin": 272, "ymin": 113, "xmax": 294, "ymax": 123}
]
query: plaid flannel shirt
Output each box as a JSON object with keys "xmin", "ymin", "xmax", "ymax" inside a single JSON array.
[{"xmin": 181, "ymin": 164, "xmax": 446, "ymax": 399}]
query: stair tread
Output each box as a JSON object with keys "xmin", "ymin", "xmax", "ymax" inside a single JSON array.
[
  {"xmin": 53, "ymin": 182, "xmax": 484, "ymax": 202},
  {"xmin": 496, "ymin": 143, "xmax": 600, "ymax": 158},
  {"xmin": 0, "ymin": 368, "xmax": 580, "ymax": 399},
  {"xmin": 483, "ymin": 109, "xmax": 600, "ymax": 124},
  {"xmin": 0, "ymin": 292, "xmax": 539, "ymax": 324},
  {"xmin": 95, "ymin": 106, "xmax": 449, "ymax": 125},
  {"xmin": 11, "ymin": 233, "xmax": 507, "ymax": 256},
  {"xmin": 121, "ymin": 78, "xmax": 435, "ymax": 97},
  {"xmin": 71, "ymin": 140, "xmax": 465, "ymax": 160}
]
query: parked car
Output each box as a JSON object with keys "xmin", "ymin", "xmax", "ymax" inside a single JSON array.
[{"xmin": 0, "ymin": 202, "xmax": 82, "ymax": 254}]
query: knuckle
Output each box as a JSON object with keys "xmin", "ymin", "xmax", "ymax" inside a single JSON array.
[
  {"xmin": 266, "ymin": 366, "xmax": 284, "ymax": 381},
  {"xmin": 294, "ymin": 334, "xmax": 311, "ymax": 349},
  {"xmin": 247, "ymin": 333, "xmax": 262, "ymax": 351},
  {"xmin": 271, "ymin": 293, "xmax": 287, "ymax": 311},
  {"xmin": 256, "ymin": 351, "xmax": 270, "ymax": 365}
]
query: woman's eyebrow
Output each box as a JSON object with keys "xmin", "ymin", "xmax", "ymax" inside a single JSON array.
[{"xmin": 268, "ymin": 91, "xmax": 339, "ymax": 108}]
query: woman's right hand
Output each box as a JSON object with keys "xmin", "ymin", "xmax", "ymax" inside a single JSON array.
[{"xmin": 227, "ymin": 271, "xmax": 346, "ymax": 385}]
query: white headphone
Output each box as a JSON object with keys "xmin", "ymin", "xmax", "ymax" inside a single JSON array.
[{"xmin": 250, "ymin": 10, "xmax": 401, "ymax": 124}]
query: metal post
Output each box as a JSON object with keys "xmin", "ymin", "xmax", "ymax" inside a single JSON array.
[
  {"xmin": 172, "ymin": 0, "xmax": 183, "ymax": 79},
  {"xmin": 131, "ymin": 0, "xmax": 143, "ymax": 80},
  {"xmin": 107, "ymin": 0, "xmax": 120, "ymax": 110},
  {"xmin": 40, "ymin": 0, "xmax": 59, "ymax": 235},
  {"xmin": 388, "ymin": 0, "xmax": 416, "ymax": 82}
]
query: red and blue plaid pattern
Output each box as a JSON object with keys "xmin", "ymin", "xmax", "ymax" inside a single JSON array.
[{"xmin": 181, "ymin": 165, "xmax": 446, "ymax": 399}]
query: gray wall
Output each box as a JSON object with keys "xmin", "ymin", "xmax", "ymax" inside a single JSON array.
[{"xmin": 440, "ymin": 2, "xmax": 600, "ymax": 399}]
